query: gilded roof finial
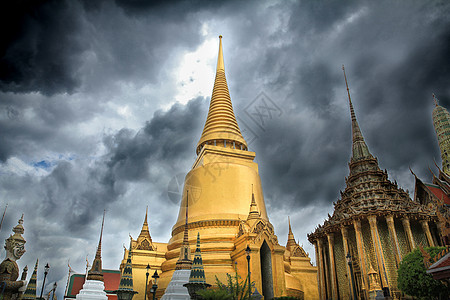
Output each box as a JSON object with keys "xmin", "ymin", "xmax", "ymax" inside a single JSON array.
[
  {"xmin": 433, "ymin": 93, "xmax": 439, "ymax": 106},
  {"xmin": 247, "ymin": 186, "xmax": 260, "ymax": 221},
  {"xmin": 145, "ymin": 206, "xmax": 148, "ymax": 224},
  {"xmin": 217, "ymin": 35, "xmax": 224, "ymax": 71},
  {"xmin": 286, "ymin": 216, "xmax": 296, "ymax": 250},
  {"xmin": 288, "ymin": 216, "xmax": 293, "ymax": 235},
  {"xmin": 136, "ymin": 205, "xmax": 153, "ymax": 250}
]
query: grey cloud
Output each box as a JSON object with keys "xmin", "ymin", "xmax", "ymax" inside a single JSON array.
[
  {"xmin": 0, "ymin": 0, "xmax": 204, "ymax": 96},
  {"xmin": 1, "ymin": 1, "xmax": 450, "ymax": 299}
]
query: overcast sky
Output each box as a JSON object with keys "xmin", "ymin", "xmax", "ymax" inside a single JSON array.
[{"xmin": 1, "ymin": 0, "xmax": 449, "ymax": 298}]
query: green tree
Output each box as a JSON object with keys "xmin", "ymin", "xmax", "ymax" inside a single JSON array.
[{"xmin": 397, "ymin": 246, "xmax": 448, "ymax": 299}]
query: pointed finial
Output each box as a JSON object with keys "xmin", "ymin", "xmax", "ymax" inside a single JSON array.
[
  {"xmin": 342, "ymin": 65, "xmax": 373, "ymax": 163},
  {"xmin": 87, "ymin": 211, "xmax": 105, "ymax": 281},
  {"xmin": 0, "ymin": 204, "xmax": 8, "ymax": 232},
  {"xmin": 145, "ymin": 206, "xmax": 148, "ymax": 224},
  {"xmin": 433, "ymin": 93, "xmax": 439, "ymax": 106},
  {"xmin": 288, "ymin": 216, "xmax": 292, "ymax": 234},
  {"xmin": 342, "ymin": 65, "xmax": 356, "ymax": 125},
  {"xmin": 217, "ymin": 35, "xmax": 224, "ymax": 71},
  {"xmin": 98, "ymin": 209, "xmax": 106, "ymax": 252}
]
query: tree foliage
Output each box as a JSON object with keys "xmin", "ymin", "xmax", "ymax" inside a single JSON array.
[{"xmin": 397, "ymin": 246, "xmax": 448, "ymax": 299}]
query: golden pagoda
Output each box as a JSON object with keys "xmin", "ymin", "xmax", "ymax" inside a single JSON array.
[
  {"xmin": 122, "ymin": 36, "xmax": 318, "ymax": 300},
  {"xmin": 307, "ymin": 67, "xmax": 442, "ymax": 300}
]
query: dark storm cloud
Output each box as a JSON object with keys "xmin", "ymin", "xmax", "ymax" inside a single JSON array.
[
  {"xmin": 0, "ymin": 0, "xmax": 204, "ymax": 95},
  {"xmin": 104, "ymin": 97, "xmax": 205, "ymax": 182},
  {"xmin": 220, "ymin": 0, "xmax": 450, "ymax": 211},
  {"xmin": 0, "ymin": 0, "xmax": 85, "ymax": 95}
]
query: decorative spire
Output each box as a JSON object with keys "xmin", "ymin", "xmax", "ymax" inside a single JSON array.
[
  {"xmin": 247, "ymin": 186, "xmax": 260, "ymax": 221},
  {"xmin": 176, "ymin": 191, "xmax": 192, "ymax": 270},
  {"xmin": 342, "ymin": 65, "xmax": 372, "ymax": 162},
  {"xmin": 135, "ymin": 206, "xmax": 153, "ymax": 251},
  {"xmin": 87, "ymin": 210, "xmax": 105, "ymax": 282},
  {"xmin": 188, "ymin": 233, "xmax": 206, "ymax": 283},
  {"xmin": 115, "ymin": 239, "xmax": 137, "ymax": 296},
  {"xmin": 432, "ymin": 93, "xmax": 450, "ymax": 175},
  {"xmin": 433, "ymin": 93, "xmax": 439, "ymax": 106},
  {"xmin": 286, "ymin": 217, "xmax": 297, "ymax": 250},
  {"xmin": 22, "ymin": 259, "xmax": 39, "ymax": 300},
  {"xmin": 196, "ymin": 36, "xmax": 248, "ymax": 154}
]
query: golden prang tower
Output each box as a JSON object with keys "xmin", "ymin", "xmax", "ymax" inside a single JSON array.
[
  {"xmin": 432, "ymin": 94, "xmax": 450, "ymax": 176},
  {"xmin": 122, "ymin": 36, "xmax": 318, "ymax": 300}
]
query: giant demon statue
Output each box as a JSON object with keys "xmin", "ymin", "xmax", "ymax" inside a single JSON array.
[{"xmin": 0, "ymin": 215, "xmax": 27, "ymax": 300}]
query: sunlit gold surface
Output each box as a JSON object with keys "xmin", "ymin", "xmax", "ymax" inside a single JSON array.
[
  {"xmin": 196, "ymin": 35, "xmax": 247, "ymax": 154},
  {"xmin": 122, "ymin": 36, "xmax": 318, "ymax": 300}
]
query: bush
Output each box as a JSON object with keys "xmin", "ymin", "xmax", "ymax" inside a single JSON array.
[
  {"xmin": 196, "ymin": 288, "xmax": 232, "ymax": 300},
  {"xmin": 197, "ymin": 269, "xmax": 252, "ymax": 300},
  {"xmin": 397, "ymin": 246, "xmax": 448, "ymax": 300}
]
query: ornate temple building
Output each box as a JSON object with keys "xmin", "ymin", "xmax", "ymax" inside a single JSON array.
[
  {"xmin": 307, "ymin": 68, "xmax": 444, "ymax": 299},
  {"xmin": 119, "ymin": 36, "xmax": 318, "ymax": 299}
]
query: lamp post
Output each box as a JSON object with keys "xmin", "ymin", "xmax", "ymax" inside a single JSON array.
[
  {"xmin": 145, "ymin": 264, "xmax": 150, "ymax": 300},
  {"xmin": 150, "ymin": 270, "xmax": 159, "ymax": 300},
  {"xmin": 51, "ymin": 282, "xmax": 57, "ymax": 300},
  {"xmin": 346, "ymin": 253, "xmax": 357, "ymax": 300},
  {"xmin": 39, "ymin": 263, "xmax": 50, "ymax": 300},
  {"xmin": 246, "ymin": 245, "xmax": 251, "ymax": 300}
]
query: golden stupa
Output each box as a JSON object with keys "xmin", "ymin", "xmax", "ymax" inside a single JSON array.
[{"xmin": 121, "ymin": 36, "xmax": 318, "ymax": 299}]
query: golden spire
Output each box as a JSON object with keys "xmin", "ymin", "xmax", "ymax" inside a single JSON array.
[
  {"xmin": 247, "ymin": 185, "xmax": 260, "ymax": 221},
  {"xmin": 138, "ymin": 206, "xmax": 152, "ymax": 242},
  {"xmin": 286, "ymin": 216, "xmax": 297, "ymax": 250},
  {"xmin": 196, "ymin": 36, "xmax": 248, "ymax": 154},
  {"xmin": 342, "ymin": 65, "xmax": 372, "ymax": 162},
  {"xmin": 87, "ymin": 210, "xmax": 105, "ymax": 282},
  {"xmin": 135, "ymin": 206, "xmax": 154, "ymax": 250}
]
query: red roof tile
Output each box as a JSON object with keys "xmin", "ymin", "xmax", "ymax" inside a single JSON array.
[{"xmin": 425, "ymin": 184, "xmax": 450, "ymax": 205}]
